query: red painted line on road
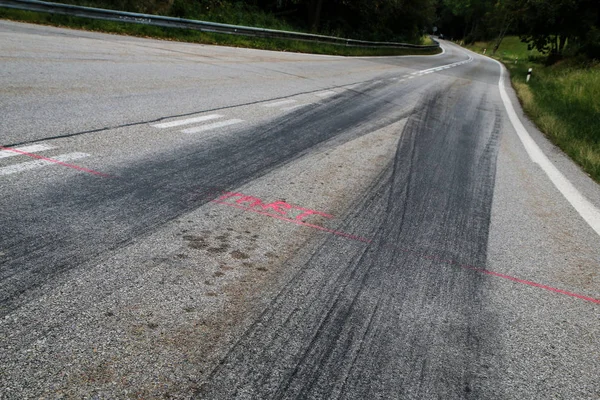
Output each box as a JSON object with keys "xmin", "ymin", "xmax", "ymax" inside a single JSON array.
[
  {"xmin": 0, "ymin": 146, "xmax": 112, "ymax": 178},
  {"xmin": 213, "ymin": 200, "xmax": 371, "ymax": 243},
  {"xmin": 463, "ymin": 265, "xmax": 600, "ymax": 304},
  {"xmin": 211, "ymin": 190, "xmax": 371, "ymax": 243},
  {"xmin": 395, "ymin": 246, "xmax": 600, "ymax": 305},
  {"xmin": 211, "ymin": 189, "xmax": 598, "ymax": 305}
]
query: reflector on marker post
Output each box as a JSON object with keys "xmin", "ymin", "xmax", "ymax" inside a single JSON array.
[{"xmin": 527, "ymin": 68, "xmax": 532, "ymax": 83}]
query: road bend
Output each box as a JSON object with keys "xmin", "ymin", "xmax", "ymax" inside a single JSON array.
[{"xmin": 1, "ymin": 20, "xmax": 599, "ymax": 399}]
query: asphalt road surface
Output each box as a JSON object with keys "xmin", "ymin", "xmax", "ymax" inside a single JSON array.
[{"xmin": 1, "ymin": 20, "xmax": 599, "ymax": 399}]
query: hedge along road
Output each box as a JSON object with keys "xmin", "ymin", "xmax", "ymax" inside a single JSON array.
[{"xmin": 1, "ymin": 20, "xmax": 599, "ymax": 399}]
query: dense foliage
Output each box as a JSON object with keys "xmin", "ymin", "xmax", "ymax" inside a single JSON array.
[
  {"xmin": 53, "ymin": 0, "xmax": 599, "ymax": 58},
  {"xmin": 61, "ymin": 0, "xmax": 437, "ymax": 43},
  {"xmin": 250, "ymin": 0, "xmax": 438, "ymax": 42},
  {"xmin": 437, "ymin": 0, "xmax": 600, "ymax": 60}
]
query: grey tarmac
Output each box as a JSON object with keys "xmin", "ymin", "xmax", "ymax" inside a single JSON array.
[{"xmin": 0, "ymin": 20, "xmax": 599, "ymax": 399}]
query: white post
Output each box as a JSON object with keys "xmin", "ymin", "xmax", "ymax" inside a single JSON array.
[
  {"xmin": 483, "ymin": 48, "xmax": 487, "ymax": 55},
  {"xmin": 526, "ymin": 68, "xmax": 532, "ymax": 83}
]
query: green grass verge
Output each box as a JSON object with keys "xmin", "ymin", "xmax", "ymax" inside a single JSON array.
[
  {"xmin": 467, "ymin": 37, "xmax": 600, "ymax": 183},
  {"xmin": 0, "ymin": 8, "xmax": 440, "ymax": 57}
]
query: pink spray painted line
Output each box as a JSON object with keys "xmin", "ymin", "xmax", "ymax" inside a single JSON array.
[
  {"xmin": 396, "ymin": 245, "xmax": 600, "ymax": 305},
  {"xmin": 464, "ymin": 265, "xmax": 600, "ymax": 304},
  {"xmin": 0, "ymin": 146, "xmax": 113, "ymax": 178},
  {"xmin": 213, "ymin": 190, "xmax": 600, "ymax": 305},
  {"xmin": 213, "ymin": 199, "xmax": 371, "ymax": 243}
]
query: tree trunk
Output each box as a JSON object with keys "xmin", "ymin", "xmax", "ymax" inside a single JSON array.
[
  {"xmin": 492, "ymin": 17, "xmax": 512, "ymax": 55},
  {"xmin": 308, "ymin": 0, "xmax": 323, "ymax": 32},
  {"xmin": 551, "ymin": 35, "xmax": 559, "ymax": 54},
  {"xmin": 558, "ymin": 35, "xmax": 568, "ymax": 54}
]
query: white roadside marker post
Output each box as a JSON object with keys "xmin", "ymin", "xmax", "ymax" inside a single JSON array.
[
  {"xmin": 483, "ymin": 48, "xmax": 487, "ymax": 55},
  {"xmin": 527, "ymin": 68, "xmax": 532, "ymax": 82}
]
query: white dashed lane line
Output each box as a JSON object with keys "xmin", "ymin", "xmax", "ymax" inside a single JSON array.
[
  {"xmin": 262, "ymin": 100, "xmax": 297, "ymax": 108},
  {"xmin": 281, "ymin": 104, "xmax": 310, "ymax": 112},
  {"xmin": 315, "ymin": 91, "xmax": 336, "ymax": 98},
  {"xmin": 0, "ymin": 144, "xmax": 56, "ymax": 159},
  {"xmin": 0, "ymin": 152, "xmax": 90, "ymax": 176},
  {"xmin": 182, "ymin": 119, "xmax": 244, "ymax": 134},
  {"xmin": 407, "ymin": 55, "xmax": 474, "ymax": 78},
  {"xmin": 151, "ymin": 114, "xmax": 223, "ymax": 129}
]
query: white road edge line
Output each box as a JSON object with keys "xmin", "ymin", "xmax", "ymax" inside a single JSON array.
[
  {"xmin": 182, "ymin": 119, "xmax": 244, "ymax": 134},
  {"xmin": 151, "ymin": 114, "xmax": 223, "ymax": 129},
  {"xmin": 494, "ymin": 58, "xmax": 600, "ymax": 237},
  {"xmin": 0, "ymin": 144, "xmax": 56, "ymax": 159},
  {"xmin": 0, "ymin": 153, "xmax": 89, "ymax": 176}
]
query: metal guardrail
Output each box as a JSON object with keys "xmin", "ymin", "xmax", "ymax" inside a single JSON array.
[{"xmin": 0, "ymin": 0, "xmax": 439, "ymax": 50}]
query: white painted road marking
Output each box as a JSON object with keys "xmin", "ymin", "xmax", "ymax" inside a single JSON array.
[
  {"xmin": 315, "ymin": 91, "xmax": 336, "ymax": 98},
  {"xmin": 182, "ymin": 119, "xmax": 244, "ymax": 134},
  {"xmin": 0, "ymin": 153, "xmax": 89, "ymax": 176},
  {"xmin": 494, "ymin": 58, "xmax": 600, "ymax": 237},
  {"xmin": 415, "ymin": 55, "xmax": 474, "ymax": 76},
  {"xmin": 281, "ymin": 104, "xmax": 310, "ymax": 111},
  {"xmin": 0, "ymin": 144, "xmax": 55, "ymax": 159},
  {"xmin": 151, "ymin": 114, "xmax": 223, "ymax": 129},
  {"xmin": 262, "ymin": 100, "xmax": 297, "ymax": 108}
]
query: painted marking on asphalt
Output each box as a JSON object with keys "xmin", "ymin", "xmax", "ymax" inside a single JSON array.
[
  {"xmin": 204, "ymin": 187, "xmax": 598, "ymax": 304},
  {"xmin": 0, "ymin": 151, "xmax": 105, "ymax": 177},
  {"xmin": 262, "ymin": 100, "xmax": 297, "ymax": 108},
  {"xmin": 398, "ymin": 245, "xmax": 600, "ymax": 305},
  {"xmin": 213, "ymin": 191, "xmax": 371, "ymax": 243},
  {"xmin": 410, "ymin": 55, "xmax": 474, "ymax": 78},
  {"xmin": 315, "ymin": 91, "xmax": 336, "ymax": 98},
  {"xmin": 151, "ymin": 114, "xmax": 223, "ymax": 129},
  {"xmin": 281, "ymin": 104, "xmax": 310, "ymax": 112},
  {"xmin": 182, "ymin": 119, "xmax": 244, "ymax": 134},
  {"xmin": 0, "ymin": 144, "xmax": 55, "ymax": 159},
  {"xmin": 210, "ymin": 189, "xmax": 599, "ymax": 304},
  {"xmin": 494, "ymin": 58, "xmax": 600, "ymax": 237},
  {"xmin": 464, "ymin": 265, "xmax": 600, "ymax": 304}
]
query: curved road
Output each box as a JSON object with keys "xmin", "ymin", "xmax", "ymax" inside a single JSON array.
[{"xmin": 1, "ymin": 20, "xmax": 599, "ymax": 399}]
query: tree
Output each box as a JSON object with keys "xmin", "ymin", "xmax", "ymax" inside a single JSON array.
[{"xmin": 512, "ymin": 0, "xmax": 599, "ymax": 58}]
